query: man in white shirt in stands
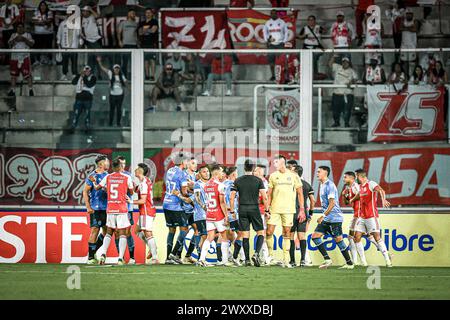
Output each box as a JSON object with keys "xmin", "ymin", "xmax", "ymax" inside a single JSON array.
[
  {"xmin": 8, "ymin": 23, "xmax": 35, "ymax": 98},
  {"xmin": 57, "ymin": 6, "xmax": 83, "ymax": 80},
  {"xmin": 263, "ymin": 9, "xmax": 289, "ymax": 81},
  {"xmin": 81, "ymin": 6, "xmax": 102, "ymax": 78}
]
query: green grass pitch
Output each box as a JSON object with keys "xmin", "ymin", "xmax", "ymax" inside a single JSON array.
[{"xmin": 1, "ymin": 264, "xmax": 449, "ymax": 300}]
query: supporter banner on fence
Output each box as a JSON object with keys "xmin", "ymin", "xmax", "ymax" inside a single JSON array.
[
  {"xmin": 1, "ymin": 210, "xmax": 448, "ymax": 266},
  {"xmin": 161, "ymin": 10, "xmax": 231, "ymax": 51},
  {"xmin": 367, "ymin": 85, "xmax": 447, "ymax": 142},
  {"xmin": 227, "ymin": 9, "xmax": 298, "ymax": 64},
  {"xmin": 1, "ymin": 147, "xmax": 449, "ymax": 206},
  {"xmin": 265, "ymin": 89, "xmax": 300, "ymax": 144}
]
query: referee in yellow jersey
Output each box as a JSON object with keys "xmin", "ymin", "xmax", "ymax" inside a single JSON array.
[{"xmin": 266, "ymin": 155, "xmax": 305, "ymax": 267}]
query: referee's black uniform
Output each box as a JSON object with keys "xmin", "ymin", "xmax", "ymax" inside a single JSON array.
[{"xmin": 231, "ymin": 174, "xmax": 265, "ymax": 232}]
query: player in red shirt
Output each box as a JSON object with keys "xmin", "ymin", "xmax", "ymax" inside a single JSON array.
[
  {"xmin": 351, "ymin": 169, "xmax": 392, "ymax": 267},
  {"xmin": 92, "ymin": 158, "xmax": 134, "ymax": 265},
  {"xmin": 130, "ymin": 163, "xmax": 159, "ymax": 265},
  {"xmin": 198, "ymin": 165, "xmax": 230, "ymax": 267},
  {"xmin": 342, "ymin": 171, "xmax": 363, "ymax": 265}
]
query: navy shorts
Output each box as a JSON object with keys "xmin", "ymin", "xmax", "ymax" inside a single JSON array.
[
  {"xmin": 184, "ymin": 212, "xmax": 195, "ymax": 226},
  {"xmin": 164, "ymin": 209, "xmax": 188, "ymax": 228},
  {"xmin": 90, "ymin": 210, "xmax": 106, "ymax": 228},
  {"xmin": 291, "ymin": 212, "xmax": 311, "ymax": 233},
  {"xmin": 314, "ymin": 221, "xmax": 343, "ymax": 238},
  {"xmin": 128, "ymin": 211, "xmax": 134, "ymax": 226},
  {"xmin": 195, "ymin": 219, "xmax": 207, "ymax": 236},
  {"xmin": 229, "ymin": 220, "xmax": 240, "ymax": 232}
]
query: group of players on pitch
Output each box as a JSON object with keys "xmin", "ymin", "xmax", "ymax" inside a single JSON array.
[{"xmin": 83, "ymin": 153, "xmax": 393, "ymax": 268}]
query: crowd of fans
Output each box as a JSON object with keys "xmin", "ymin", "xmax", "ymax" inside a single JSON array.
[{"xmin": 0, "ymin": 0, "xmax": 447, "ymax": 125}]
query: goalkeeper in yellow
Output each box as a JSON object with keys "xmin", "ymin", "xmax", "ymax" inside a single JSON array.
[{"xmin": 266, "ymin": 155, "xmax": 305, "ymax": 268}]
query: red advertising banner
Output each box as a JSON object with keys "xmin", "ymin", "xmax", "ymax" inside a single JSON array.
[
  {"xmin": 1, "ymin": 147, "xmax": 449, "ymax": 206},
  {"xmin": 161, "ymin": 10, "xmax": 231, "ymax": 51},
  {"xmin": 0, "ymin": 211, "xmax": 145, "ymax": 263},
  {"xmin": 367, "ymin": 85, "xmax": 447, "ymax": 142},
  {"xmin": 227, "ymin": 9, "xmax": 298, "ymax": 64}
]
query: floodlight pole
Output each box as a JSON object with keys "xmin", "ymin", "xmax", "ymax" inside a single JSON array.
[{"xmin": 299, "ymin": 50, "xmax": 313, "ymax": 183}]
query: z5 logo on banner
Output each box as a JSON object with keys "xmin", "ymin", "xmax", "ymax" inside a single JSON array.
[{"xmin": 367, "ymin": 85, "xmax": 446, "ymax": 142}]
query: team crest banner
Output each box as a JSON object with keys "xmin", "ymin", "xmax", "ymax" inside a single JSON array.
[
  {"xmin": 265, "ymin": 89, "xmax": 300, "ymax": 144},
  {"xmin": 367, "ymin": 85, "xmax": 447, "ymax": 142}
]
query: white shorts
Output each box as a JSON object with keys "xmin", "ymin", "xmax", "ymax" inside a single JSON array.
[
  {"xmin": 349, "ymin": 216, "xmax": 359, "ymax": 232},
  {"xmin": 206, "ymin": 219, "xmax": 226, "ymax": 233},
  {"xmin": 355, "ymin": 217, "xmax": 380, "ymax": 234},
  {"xmin": 106, "ymin": 213, "xmax": 131, "ymax": 230},
  {"xmin": 138, "ymin": 215, "xmax": 155, "ymax": 231}
]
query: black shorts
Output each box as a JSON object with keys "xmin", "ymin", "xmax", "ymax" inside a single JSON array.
[
  {"xmin": 128, "ymin": 211, "xmax": 134, "ymax": 226},
  {"xmin": 164, "ymin": 209, "xmax": 188, "ymax": 228},
  {"xmin": 184, "ymin": 211, "xmax": 195, "ymax": 226},
  {"xmin": 314, "ymin": 221, "xmax": 343, "ymax": 238},
  {"xmin": 229, "ymin": 220, "xmax": 240, "ymax": 232},
  {"xmin": 195, "ymin": 219, "xmax": 207, "ymax": 236},
  {"xmin": 238, "ymin": 205, "xmax": 264, "ymax": 232},
  {"xmin": 291, "ymin": 212, "xmax": 311, "ymax": 233},
  {"xmin": 90, "ymin": 210, "xmax": 106, "ymax": 228},
  {"xmin": 267, "ymin": 43, "xmax": 284, "ymax": 63}
]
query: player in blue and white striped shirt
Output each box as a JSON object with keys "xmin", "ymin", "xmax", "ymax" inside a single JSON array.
[{"xmin": 311, "ymin": 166, "xmax": 354, "ymax": 269}]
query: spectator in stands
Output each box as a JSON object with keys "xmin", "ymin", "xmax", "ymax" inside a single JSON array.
[
  {"xmin": 354, "ymin": 0, "xmax": 374, "ymax": 46},
  {"xmin": 363, "ymin": 8, "xmax": 384, "ymax": 66},
  {"xmin": 409, "ymin": 65, "xmax": 427, "ymax": 85},
  {"xmin": 263, "ymin": 9, "xmax": 289, "ymax": 81},
  {"xmin": 70, "ymin": 65, "xmax": 97, "ymax": 134},
  {"xmin": 230, "ymin": 0, "xmax": 254, "ymax": 7},
  {"xmin": 166, "ymin": 53, "xmax": 185, "ymax": 74},
  {"xmin": 118, "ymin": 8, "xmax": 139, "ymax": 77},
  {"xmin": 419, "ymin": 52, "xmax": 441, "ymax": 77},
  {"xmin": 297, "ymin": 15, "xmax": 325, "ymax": 75},
  {"xmin": 385, "ymin": 0, "xmax": 405, "ymax": 60},
  {"xmin": 97, "ymin": 57, "xmax": 128, "ymax": 127},
  {"xmin": 181, "ymin": 52, "xmax": 203, "ymax": 96},
  {"xmin": 201, "ymin": 53, "xmax": 233, "ymax": 97},
  {"xmin": 328, "ymin": 55, "xmax": 358, "ymax": 128},
  {"xmin": 138, "ymin": 8, "xmax": 158, "ymax": 81},
  {"xmin": 428, "ymin": 61, "xmax": 448, "ymax": 87},
  {"xmin": 81, "ymin": 6, "xmax": 102, "ymax": 78},
  {"xmin": 400, "ymin": 8, "xmax": 419, "ymax": 75},
  {"xmin": 389, "ymin": 62, "xmax": 407, "ymax": 93},
  {"xmin": 330, "ymin": 11, "xmax": 355, "ymax": 60},
  {"xmin": 362, "ymin": 58, "xmax": 386, "ymax": 85},
  {"xmin": 57, "ymin": 7, "xmax": 83, "ymax": 81},
  {"xmin": 275, "ymin": 45, "xmax": 299, "ymax": 85},
  {"xmin": 7, "ymin": 22, "xmax": 34, "ymax": 98},
  {"xmin": 147, "ymin": 62, "xmax": 182, "ymax": 112},
  {"xmin": 31, "ymin": 1, "xmax": 53, "ymax": 65},
  {"xmin": 0, "ymin": 0, "xmax": 20, "ymax": 50}
]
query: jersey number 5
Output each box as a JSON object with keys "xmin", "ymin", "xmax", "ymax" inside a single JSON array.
[{"xmin": 110, "ymin": 183, "xmax": 119, "ymax": 199}]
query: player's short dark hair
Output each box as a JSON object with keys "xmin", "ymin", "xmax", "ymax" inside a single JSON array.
[
  {"xmin": 244, "ymin": 159, "xmax": 255, "ymax": 172},
  {"xmin": 318, "ymin": 165, "xmax": 331, "ymax": 177},
  {"xmin": 256, "ymin": 164, "xmax": 266, "ymax": 169},
  {"xmin": 115, "ymin": 155, "xmax": 126, "ymax": 162},
  {"xmin": 296, "ymin": 165, "xmax": 304, "ymax": 177},
  {"xmin": 198, "ymin": 164, "xmax": 209, "ymax": 171},
  {"xmin": 138, "ymin": 163, "xmax": 149, "ymax": 176},
  {"xmin": 210, "ymin": 164, "xmax": 222, "ymax": 173},
  {"xmin": 355, "ymin": 168, "xmax": 367, "ymax": 176},
  {"xmin": 112, "ymin": 159, "xmax": 122, "ymax": 170},
  {"xmin": 95, "ymin": 154, "xmax": 107, "ymax": 164},
  {"xmin": 287, "ymin": 159, "xmax": 298, "ymax": 167},
  {"xmin": 275, "ymin": 154, "xmax": 286, "ymax": 163},
  {"xmin": 308, "ymin": 15, "xmax": 316, "ymax": 20},
  {"xmin": 226, "ymin": 166, "xmax": 237, "ymax": 176},
  {"xmin": 344, "ymin": 171, "xmax": 356, "ymax": 178}
]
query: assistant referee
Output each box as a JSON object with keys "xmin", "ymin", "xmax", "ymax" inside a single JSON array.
[{"xmin": 230, "ymin": 159, "xmax": 268, "ymax": 267}]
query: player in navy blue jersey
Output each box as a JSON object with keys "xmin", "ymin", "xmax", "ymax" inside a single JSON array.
[
  {"xmin": 164, "ymin": 154, "xmax": 189, "ymax": 264},
  {"xmin": 192, "ymin": 165, "xmax": 210, "ymax": 262},
  {"xmin": 83, "ymin": 154, "xmax": 109, "ymax": 264},
  {"xmin": 312, "ymin": 166, "xmax": 354, "ymax": 269}
]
